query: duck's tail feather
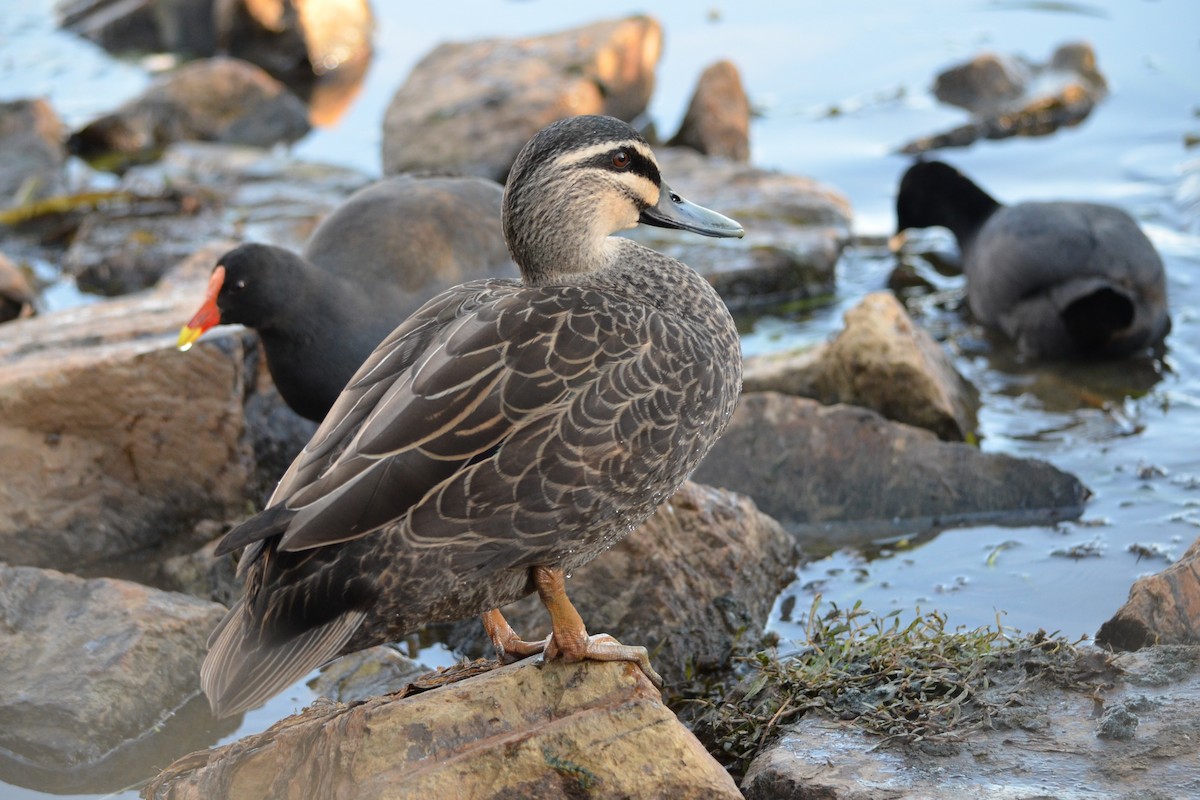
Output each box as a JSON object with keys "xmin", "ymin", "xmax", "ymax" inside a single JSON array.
[{"xmin": 200, "ymin": 598, "xmax": 366, "ymax": 718}]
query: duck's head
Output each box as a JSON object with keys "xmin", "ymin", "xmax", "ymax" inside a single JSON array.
[
  {"xmin": 177, "ymin": 244, "xmax": 297, "ymax": 350},
  {"xmin": 502, "ymin": 115, "xmax": 744, "ymax": 284}
]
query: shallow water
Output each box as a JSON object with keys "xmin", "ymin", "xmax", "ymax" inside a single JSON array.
[{"xmin": 2, "ymin": 0, "xmax": 1199, "ymax": 796}]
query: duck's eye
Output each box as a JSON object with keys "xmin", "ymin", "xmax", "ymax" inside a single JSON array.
[{"xmin": 611, "ymin": 151, "xmax": 631, "ymax": 169}]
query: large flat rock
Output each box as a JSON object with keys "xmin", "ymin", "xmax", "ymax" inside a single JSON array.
[{"xmin": 145, "ymin": 658, "xmax": 742, "ymax": 800}]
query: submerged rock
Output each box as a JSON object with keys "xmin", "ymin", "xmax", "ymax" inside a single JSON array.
[
  {"xmin": 381, "ymin": 16, "xmax": 662, "ymax": 181},
  {"xmin": 901, "ymin": 41, "xmax": 1108, "ymax": 154},
  {"xmin": 626, "ymin": 147, "xmax": 852, "ymax": 311},
  {"xmin": 1097, "ymin": 535, "xmax": 1200, "ymax": 650},
  {"xmin": 0, "ymin": 564, "xmax": 227, "ymax": 789},
  {"xmin": 145, "ymin": 658, "xmax": 742, "ymax": 799},
  {"xmin": 668, "ymin": 60, "xmax": 751, "ymax": 162},
  {"xmin": 445, "ymin": 481, "xmax": 801, "ymax": 685},
  {"xmin": 741, "ymin": 645, "xmax": 1200, "ymax": 799},
  {"xmin": 744, "ymin": 291, "xmax": 979, "ymax": 441},
  {"xmin": 692, "ymin": 392, "xmax": 1088, "ymax": 538}
]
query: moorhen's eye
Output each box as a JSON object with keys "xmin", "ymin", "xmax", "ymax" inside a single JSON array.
[
  {"xmin": 611, "ymin": 151, "xmax": 631, "ymax": 169},
  {"xmin": 233, "ymin": 280, "xmax": 246, "ymax": 291}
]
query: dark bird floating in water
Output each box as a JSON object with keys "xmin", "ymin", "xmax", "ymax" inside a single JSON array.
[
  {"xmin": 200, "ymin": 114, "xmax": 746, "ymax": 717},
  {"xmin": 894, "ymin": 159, "xmax": 1170, "ymax": 359},
  {"xmin": 178, "ymin": 175, "xmax": 516, "ymax": 421}
]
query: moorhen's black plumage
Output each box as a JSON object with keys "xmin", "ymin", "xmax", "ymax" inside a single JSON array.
[
  {"xmin": 179, "ymin": 175, "xmax": 516, "ymax": 421},
  {"xmin": 895, "ymin": 159, "xmax": 1170, "ymax": 359},
  {"xmin": 200, "ymin": 115, "xmax": 746, "ymax": 717}
]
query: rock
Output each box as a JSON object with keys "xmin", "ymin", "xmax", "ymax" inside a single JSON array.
[
  {"xmin": 691, "ymin": 392, "xmax": 1089, "ymax": 537},
  {"xmin": 63, "ymin": 206, "xmax": 229, "ymax": 295},
  {"xmin": 902, "ymin": 41, "xmax": 1108, "ymax": 155},
  {"xmin": 215, "ymin": 0, "xmax": 374, "ymax": 91},
  {"xmin": 0, "ymin": 98, "xmax": 67, "ymax": 208},
  {"xmin": 0, "ymin": 251, "xmax": 36, "ymax": 322},
  {"xmin": 668, "ymin": 60, "xmax": 751, "ymax": 161},
  {"xmin": 61, "ymin": 142, "xmax": 370, "ymax": 296},
  {"xmin": 381, "ymin": 16, "xmax": 662, "ymax": 181},
  {"xmin": 145, "ymin": 658, "xmax": 742, "ymax": 799},
  {"xmin": 69, "ymin": 57, "xmax": 310, "ymax": 168},
  {"xmin": 444, "ymin": 481, "xmax": 800, "ymax": 686},
  {"xmin": 56, "ymin": 0, "xmax": 218, "ymax": 55},
  {"xmin": 158, "ymin": 532, "xmax": 241, "ymax": 606},
  {"xmin": 743, "ymin": 292, "xmax": 979, "ymax": 440},
  {"xmin": 0, "ymin": 564, "xmax": 228, "ymax": 789},
  {"xmin": 741, "ymin": 645, "xmax": 1200, "ymax": 799},
  {"xmin": 625, "ymin": 148, "xmax": 852, "ymax": 311},
  {"xmin": 306, "ymin": 645, "xmax": 429, "ymax": 706},
  {"xmin": 0, "ymin": 280, "xmax": 255, "ymax": 569},
  {"xmin": 1097, "ymin": 535, "xmax": 1200, "ymax": 650}
]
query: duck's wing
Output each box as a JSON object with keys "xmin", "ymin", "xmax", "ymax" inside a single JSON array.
[{"xmin": 216, "ymin": 280, "xmax": 660, "ymax": 558}]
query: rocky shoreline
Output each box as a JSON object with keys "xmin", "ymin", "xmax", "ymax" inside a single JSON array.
[{"xmin": 0, "ymin": 6, "xmax": 1195, "ymax": 799}]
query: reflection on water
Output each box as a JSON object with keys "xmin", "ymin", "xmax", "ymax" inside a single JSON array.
[{"xmin": 2, "ymin": 0, "xmax": 1199, "ymax": 797}]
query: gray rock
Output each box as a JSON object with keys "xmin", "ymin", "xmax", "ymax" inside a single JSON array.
[
  {"xmin": 444, "ymin": 481, "xmax": 800, "ymax": 686},
  {"xmin": 69, "ymin": 56, "xmax": 310, "ymax": 168},
  {"xmin": 381, "ymin": 16, "xmax": 662, "ymax": 181},
  {"xmin": 0, "ymin": 98, "xmax": 67, "ymax": 208},
  {"xmin": 668, "ymin": 60, "xmax": 751, "ymax": 162},
  {"xmin": 0, "ymin": 564, "xmax": 226, "ymax": 780},
  {"xmin": 61, "ymin": 142, "xmax": 370, "ymax": 297},
  {"xmin": 742, "ymin": 645, "xmax": 1200, "ymax": 799},
  {"xmin": 625, "ymin": 147, "xmax": 852, "ymax": 311},
  {"xmin": 692, "ymin": 392, "xmax": 1088, "ymax": 538},
  {"xmin": 744, "ymin": 292, "xmax": 979, "ymax": 441},
  {"xmin": 57, "ymin": 0, "xmax": 218, "ymax": 55}
]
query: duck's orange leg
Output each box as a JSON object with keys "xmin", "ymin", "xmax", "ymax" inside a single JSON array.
[
  {"xmin": 532, "ymin": 565, "xmax": 663, "ymax": 687},
  {"xmin": 480, "ymin": 608, "xmax": 548, "ymax": 663}
]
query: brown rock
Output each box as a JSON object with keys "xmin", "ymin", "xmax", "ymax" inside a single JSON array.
[
  {"xmin": 692, "ymin": 392, "xmax": 1088, "ymax": 535},
  {"xmin": 0, "ymin": 564, "xmax": 227, "ymax": 778},
  {"xmin": 0, "ymin": 98, "xmax": 67, "ymax": 208},
  {"xmin": 668, "ymin": 60, "xmax": 751, "ymax": 161},
  {"xmin": 381, "ymin": 16, "xmax": 662, "ymax": 181},
  {"xmin": 744, "ymin": 292, "xmax": 979, "ymax": 440},
  {"xmin": 69, "ymin": 56, "xmax": 310, "ymax": 167},
  {"xmin": 446, "ymin": 481, "xmax": 800, "ymax": 684},
  {"xmin": 215, "ymin": 0, "xmax": 374, "ymax": 89},
  {"xmin": 1097, "ymin": 536, "xmax": 1200, "ymax": 650},
  {"xmin": 0, "ymin": 251, "xmax": 36, "ymax": 322},
  {"xmin": 145, "ymin": 658, "xmax": 742, "ymax": 800},
  {"xmin": 0, "ymin": 280, "xmax": 255, "ymax": 569}
]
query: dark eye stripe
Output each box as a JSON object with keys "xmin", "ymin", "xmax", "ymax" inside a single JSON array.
[{"xmin": 588, "ymin": 148, "xmax": 660, "ymax": 185}]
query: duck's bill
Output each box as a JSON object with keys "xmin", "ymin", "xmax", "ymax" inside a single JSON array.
[
  {"xmin": 639, "ymin": 180, "xmax": 744, "ymax": 239},
  {"xmin": 177, "ymin": 265, "xmax": 225, "ymax": 351}
]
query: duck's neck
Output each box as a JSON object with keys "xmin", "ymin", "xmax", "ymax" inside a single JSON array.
[{"xmin": 503, "ymin": 176, "xmax": 630, "ymax": 285}]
